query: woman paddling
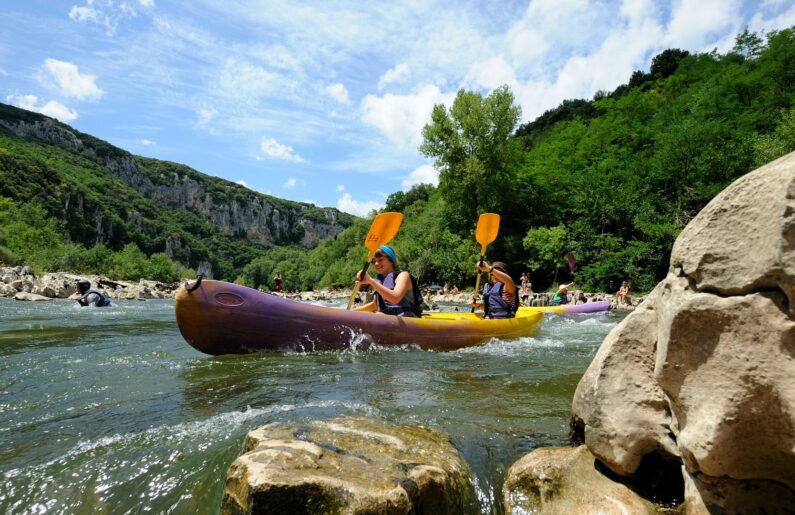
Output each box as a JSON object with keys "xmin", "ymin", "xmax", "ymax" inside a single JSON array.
[{"xmin": 353, "ymin": 245, "xmax": 422, "ymax": 317}]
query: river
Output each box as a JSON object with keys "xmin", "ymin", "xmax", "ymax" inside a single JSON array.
[{"xmin": 0, "ymin": 297, "xmax": 623, "ymax": 513}]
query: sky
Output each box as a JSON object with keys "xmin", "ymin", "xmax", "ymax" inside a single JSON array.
[{"xmin": 2, "ymin": 1, "xmax": 794, "ymax": 216}]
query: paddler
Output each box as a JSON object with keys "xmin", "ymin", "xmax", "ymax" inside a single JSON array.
[
  {"xmin": 551, "ymin": 283, "xmax": 572, "ymax": 305},
  {"xmin": 353, "ymin": 245, "xmax": 422, "ymax": 317},
  {"xmin": 75, "ymin": 279, "xmax": 112, "ymax": 307},
  {"xmin": 472, "ymin": 261, "xmax": 517, "ymax": 318}
]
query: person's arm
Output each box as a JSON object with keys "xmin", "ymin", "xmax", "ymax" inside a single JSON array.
[
  {"xmin": 477, "ymin": 261, "xmax": 516, "ymax": 294},
  {"xmin": 356, "ymin": 270, "xmax": 412, "ymax": 305}
]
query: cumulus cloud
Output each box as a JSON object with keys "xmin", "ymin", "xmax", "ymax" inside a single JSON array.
[
  {"xmin": 41, "ymin": 58, "xmax": 104, "ymax": 101},
  {"xmin": 283, "ymin": 178, "xmax": 297, "ymax": 189},
  {"xmin": 324, "ymin": 83, "xmax": 350, "ymax": 104},
  {"xmin": 6, "ymin": 94, "xmax": 78, "ymax": 122},
  {"xmin": 260, "ymin": 138, "xmax": 305, "ymax": 162},
  {"xmin": 361, "ymin": 84, "xmax": 455, "ymax": 148},
  {"xmin": 139, "ymin": 0, "xmax": 155, "ymax": 7},
  {"xmin": 401, "ymin": 164, "xmax": 438, "ymax": 189},
  {"xmin": 136, "ymin": 138, "xmax": 156, "ymax": 145},
  {"xmin": 336, "ymin": 184, "xmax": 345, "ymax": 192},
  {"xmin": 378, "ymin": 63, "xmax": 410, "ymax": 89},
  {"xmin": 337, "ymin": 193, "xmax": 384, "ymax": 217},
  {"xmin": 663, "ymin": 0, "xmax": 742, "ymax": 51},
  {"xmin": 236, "ymin": 180, "xmax": 250, "ymax": 188}
]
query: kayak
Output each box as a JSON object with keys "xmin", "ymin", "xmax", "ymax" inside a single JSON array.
[
  {"xmin": 175, "ymin": 279, "xmax": 544, "ymax": 355},
  {"xmin": 519, "ymin": 300, "xmax": 610, "ymax": 315}
]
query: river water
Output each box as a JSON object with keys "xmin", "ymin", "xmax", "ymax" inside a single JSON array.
[{"xmin": 0, "ymin": 297, "xmax": 623, "ymax": 514}]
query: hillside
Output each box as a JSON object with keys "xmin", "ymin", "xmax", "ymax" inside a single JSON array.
[{"xmin": 0, "ymin": 103, "xmax": 355, "ymax": 280}]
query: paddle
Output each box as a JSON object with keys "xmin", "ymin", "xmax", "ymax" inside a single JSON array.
[
  {"xmin": 346, "ymin": 212, "xmax": 404, "ymax": 310},
  {"xmin": 471, "ymin": 213, "xmax": 500, "ymax": 313}
]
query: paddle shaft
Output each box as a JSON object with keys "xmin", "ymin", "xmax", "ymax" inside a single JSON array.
[
  {"xmin": 346, "ymin": 260, "xmax": 371, "ymax": 310},
  {"xmin": 471, "ymin": 255, "xmax": 485, "ymax": 313}
]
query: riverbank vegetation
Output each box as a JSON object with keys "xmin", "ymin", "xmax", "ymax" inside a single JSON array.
[{"xmin": 2, "ymin": 28, "xmax": 794, "ymax": 291}]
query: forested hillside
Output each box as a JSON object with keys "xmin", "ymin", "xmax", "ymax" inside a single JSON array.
[
  {"xmin": 2, "ymin": 27, "xmax": 794, "ymax": 292},
  {"xmin": 0, "ymin": 104, "xmax": 354, "ymax": 282},
  {"xmin": 238, "ymin": 27, "xmax": 795, "ymax": 293}
]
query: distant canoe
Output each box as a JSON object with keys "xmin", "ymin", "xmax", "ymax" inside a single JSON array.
[
  {"xmin": 175, "ymin": 279, "xmax": 544, "ymax": 355},
  {"xmin": 519, "ymin": 300, "xmax": 610, "ymax": 315}
]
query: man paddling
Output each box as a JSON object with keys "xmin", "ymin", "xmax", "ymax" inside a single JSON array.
[
  {"xmin": 353, "ymin": 245, "xmax": 422, "ymax": 317},
  {"xmin": 75, "ymin": 279, "xmax": 112, "ymax": 307}
]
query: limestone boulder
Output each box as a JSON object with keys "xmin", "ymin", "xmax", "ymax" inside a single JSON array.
[
  {"xmin": 571, "ymin": 283, "xmax": 678, "ymax": 476},
  {"xmin": 570, "ymin": 151, "xmax": 795, "ymax": 509},
  {"xmin": 222, "ymin": 417, "xmax": 476, "ymax": 515},
  {"xmin": 503, "ymin": 445, "xmax": 659, "ymax": 514},
  {"xmin": 14, "ymin": 292, "xmax": 53, "ymax": 301}
]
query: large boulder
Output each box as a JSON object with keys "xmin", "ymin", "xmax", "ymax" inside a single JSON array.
[
  {"xmin": 570, "ymin": 152, "xmax": 795, "ymax": 511},
  {"xmin": 503, "ymin": 445, "xmax": 659, "ymax": 514},
  {"xmin": 222, "ymin": 417, "xmax": 476, "ymax": 515}
]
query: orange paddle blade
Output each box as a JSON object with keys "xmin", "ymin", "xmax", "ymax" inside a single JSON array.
[
  {"xmin": 364, "ymin": 212, "xmax": 403, "ymax": 256},
  {"xmin": 475, "ymin": 213, "xmax": 500, "ymax": 254}
]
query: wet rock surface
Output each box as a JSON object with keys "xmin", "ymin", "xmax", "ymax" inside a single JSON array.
[
  {"xmin": 503, "ymin": 445, "xmax": 659, "ymax": 514},
  {"xmin": 222, "ymin": 417, "xmax": 476, "ymax": 515}
]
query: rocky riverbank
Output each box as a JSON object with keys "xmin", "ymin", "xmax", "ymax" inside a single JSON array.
[{"xmin": 0, "ymin": 265, "xmax": 641, "ymax": 310}]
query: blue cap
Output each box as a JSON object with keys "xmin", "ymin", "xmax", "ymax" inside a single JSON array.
[{"xmin": 377, "ymin": 245, "xmax": 397, "ymax": 265}]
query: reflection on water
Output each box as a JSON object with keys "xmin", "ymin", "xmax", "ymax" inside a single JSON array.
[{"xmin": 0, "ymin": 298, "xmax": 623, "ymax": 514}]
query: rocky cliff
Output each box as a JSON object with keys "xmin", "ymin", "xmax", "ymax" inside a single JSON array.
[{"xmin": 0, "ymin": 103, "xmax": 354, "ymax": 275}]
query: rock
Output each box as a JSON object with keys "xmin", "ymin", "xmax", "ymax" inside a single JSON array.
[
  {"xmin": 503, "ymin": 445, "xmax": 659, "ymax": 514},
  {"xmin": 222, "ymin": 417, "xmax": 476, "ymax": 515},
  {"xmin": 571, "ymin": 283, "xmax": 678, "ymax": 476},
  {"xmin": 14, "ymin": 292, "xmax": 53, "ymax": 301},
  {"xmin": 682, "ymin": 468, "xmax": 795, "ymax": 514},
  {"xmin": 569, "ymin": 151, "xmax": 795, "ymax": 508}
]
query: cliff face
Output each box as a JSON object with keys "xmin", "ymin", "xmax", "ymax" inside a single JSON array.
[{"xmin": 0, "ymin": 105, "xmax": 353, "ymax": 254}]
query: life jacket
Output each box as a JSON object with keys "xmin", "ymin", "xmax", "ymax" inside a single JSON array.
[
  {"xmin": 482, "ymin": 281, "xmax": 517, "ymax": 319},
  {"xmin": 375, "ymin": 271, "xmax": 422, "ymax": 317},
  {"xmin": 551, "ymin": 292, "xmax": 569, "ymax": 305},
  {"xmin": 77, "ymin": 289, "xmax": 112, "ymax": 307}
]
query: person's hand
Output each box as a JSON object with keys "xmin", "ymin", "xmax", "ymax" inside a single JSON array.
[
  {"xmin": 355, "ymin": 271, "xmax": 372, "ymax": 286},
  {"xmin": 476, "ymin": 261, "xmax": 491, "ymax": 273}
]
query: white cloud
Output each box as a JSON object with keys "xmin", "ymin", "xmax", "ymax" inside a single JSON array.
[
  {"xmin": 217, "ymin": 58, "xmax": 278, "ymax": 102},
  {"xmin": 361, "ymin": 84, "xmax": 455, "ymax": 148},
  {"xmin": 236, "ymin": 180, "xmax": 250, "ymax": 188},
  {"xmin": 467, "ymin": 55, "xmax": 517, "ymax": 91},
  {"xmin": 663, "ymin": 0, "xmax": 742, "ymax": 51},
  {"xmin": 336, "ymin": 184, "xmax": 345, "ymax": 192},
  {"xmin": 69, "ymin": 5, "xmax": 101, "ymax": 24},
  {"xmin": 41, "ymin": 58, "xmax": 104, "ymax": 101},
  {"xmin": 260, "ymin": 138, "xmax": 305, "ymax": 162},
  {"xmin": 195, "ymin": 107, "xmax": 216, "ymax": 127},
  {"xmin": 749, "ymin": 1, "xmax": 795, "ymax": 33},
  {"xmin": 401, "ymin": 164, "xmax": 438, "ymax": 189},
  {"xmin": 324, "ymin": 83, "xmax": 350, "ymax": 104},
  {"xmin": 139, "ymin": 0, "xmax": 155, "ymax": 7},
  {"xmin": 378, "ymin": 63, "xmax": 410, "ymax": 89},
  {"xmin": 283, "ymin": 178, "xmax": 297, "ymax": 189},
  {"xmin": 6, "ymin": 94, "xmax": 78, "ymax": 122},
  {"xmin": 136, "ymin": 138, "xmax": 156, "ymax": 145},
  {"xmin": 337, "ymin": 192, "xmax": 384, "ymax": 217}
]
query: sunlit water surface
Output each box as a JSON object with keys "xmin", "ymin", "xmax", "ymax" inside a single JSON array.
[{"xmin": 0, "ymin": 298, "xmax": 624, "ymax": 513}]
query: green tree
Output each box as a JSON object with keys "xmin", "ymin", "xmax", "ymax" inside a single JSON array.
[{"xmin": 420, "ymin": 85, "xmax": 522, "ymax": 232}]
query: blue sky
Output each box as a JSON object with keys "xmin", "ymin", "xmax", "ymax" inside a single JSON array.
[{"xmin": 2, "ymin": 1, "xmax": 794, "ymax": 216}]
